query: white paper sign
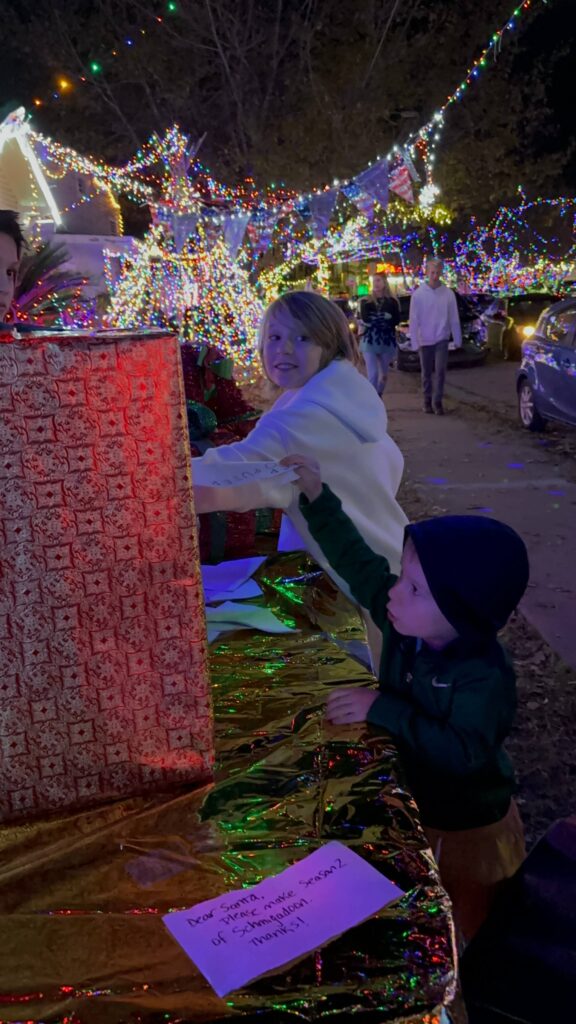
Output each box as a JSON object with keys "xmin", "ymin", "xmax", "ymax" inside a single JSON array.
[
  {"xmin": 192, "ymin": 460, "xmax": 298, "ymax": 489},
  {"xmin": 163, "ymin": 841, "xmax": 403, "ymax": 997},
  {"xmin": 204, "ymin": 578, "xmax": 263, "ymax": 604},
  {"xmin": 201, "ymin": 557, "xmax": 266, "ymax": 595},
  {"xmin": 205, "ymin": 601, "xmax": 297, "ymax": 635}
]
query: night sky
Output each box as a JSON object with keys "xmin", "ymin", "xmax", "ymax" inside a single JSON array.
[{"xmin": 1, "ymin": 0, "xmax": 574, "ymax": 218}]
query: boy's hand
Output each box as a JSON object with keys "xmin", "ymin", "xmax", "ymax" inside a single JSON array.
[
  {"xmin": 326, "ymin": 687, "xmax": 378, "ymax": 724},
  {"xmin": 280, "ymin": 455, "xmax": 323, "ymax": 502}
]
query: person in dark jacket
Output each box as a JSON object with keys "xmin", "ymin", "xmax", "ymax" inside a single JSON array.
[
  {"xmin": 281, "ymin": 453, "xmax": 530, "ymax": 948},
  {"xmin": 0, "ymin": 210, "xmax": 24, "ymax": 327},
  {"xmin": 359, "ymin": 272, "xmax": 400, "ymax": 395}
]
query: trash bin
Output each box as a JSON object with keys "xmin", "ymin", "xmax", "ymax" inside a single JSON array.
[{"xmin": 461, "ymin": 816, "xmax": 576, "ymax": 1023}]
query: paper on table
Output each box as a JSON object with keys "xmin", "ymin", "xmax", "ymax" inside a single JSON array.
[
  {"xmin": 201, "ymin": 557, "xmax": 266, "ymax": 596},
  {"xmin": 204, "ymin": 578, "xmax": 263, "ymax": 604},
  {"xmin": 163, "ymin": 840, "xmax": 404, "ymax": 997},
  {"xmin": 205, "ymin": 602, "xmax": 296, "ymax": 635},
  {"xmin": 193, "ymin": 460, "xmax": 298, "ymax": 489},
  {"xmin": 207, "ymin": 625, "xmax": 231, "ymax": 645}
]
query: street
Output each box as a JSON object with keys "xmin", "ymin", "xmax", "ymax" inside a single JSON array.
[{"xmin": 385, "ymin": 358, "xmax": 576, "ymax": 670}]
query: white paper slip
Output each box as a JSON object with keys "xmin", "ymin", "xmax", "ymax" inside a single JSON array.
[
  {"xmin": 192, "ymin": 460, "xmax": 298, "ymax": 489},
  {"xmin": 207, "ymin": 625, "xmax": 231, "ymax": 644},
  {"xmin": 204, "ymin": 578, "xmax": 263, "ymax": 605},
  {"xmin": 205, "ymin": 602, "xmax": 296, "ymax": 635},
  {"xmin": 163, "ymin": 840, "xmax": 404, "ymax": 997},
  {"xmin": 201, "ymin": 557, "xmax": 266, "ymax": 596}
]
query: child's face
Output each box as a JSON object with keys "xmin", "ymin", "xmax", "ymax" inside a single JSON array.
[
  {"xmin": 263, "ymin": 308, "xmax": 323, "ymax": 389},
  {"xmin": 387, "ymin": 539, "xmax": 458, "ymax": 649},
  {"xmin": 0, "ymin": 232, "xmax": 18, "ymax": 321}
]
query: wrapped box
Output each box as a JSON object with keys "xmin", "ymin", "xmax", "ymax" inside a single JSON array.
[{"xmin": 0, "ymin": 329, "xmax": 213, "ymax": 822}]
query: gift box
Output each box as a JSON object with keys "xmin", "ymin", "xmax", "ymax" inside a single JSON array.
[
  {"xmin": 0, "ymin": 329, "xmax": 213, "ymax": 822},
  {"xmin": 189, "ymin": 431, "xmax": 257, "ymax": 563},
  {"xmin": 197, "ymin": 509, "xmax": 258, "ymax": 563},
  {"xmin": 182, "ymin": 345, "xmax": 282, "ymax": 560},
  {"xmin": 180, "ymin": 342, "xmax": 257, "ymax": 438}
]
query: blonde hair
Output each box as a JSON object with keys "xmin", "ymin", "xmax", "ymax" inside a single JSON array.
[
  {"xmin": 258, "ymin": 291, "xmax": 355, "ymax": 379},
  {"xmin": 370, "ymin": 272, "xmax": 392, "ymax": 300}
]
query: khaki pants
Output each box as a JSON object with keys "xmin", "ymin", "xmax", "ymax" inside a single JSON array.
[{"xmin": 425, "ymin": 799, "xmax": 526, "ymax": 947}]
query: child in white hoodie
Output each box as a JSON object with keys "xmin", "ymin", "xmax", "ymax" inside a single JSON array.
[{"xmin": 192, "ymin": 291, "xmax": 408, "ymax": 592}]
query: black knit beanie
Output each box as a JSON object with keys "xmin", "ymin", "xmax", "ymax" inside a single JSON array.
[{"xmin": 405, "ymin": 515, "xmax": 530, "ymax": 641}]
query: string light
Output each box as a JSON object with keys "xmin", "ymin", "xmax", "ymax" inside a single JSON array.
[
  {"xmin": 454, "ymin": 194, "xmax": 576, "ymax": 292},
  {"xmin": 3, "ymin": 0, "xmax": 541, "ymax": 257},
  {"xmin": 104, "ymin": 227, "xmax": 264, "ymax": 381},
  {"xmin": 27, "ymin": 0, "xmax": 543, "ymax": 209},
  {"xmin": 408, "ymin": 0, "xmax": 538, "ymax": 185},
  {"xmin": 419, "ymin": 183, "xmax": 441, "ymax": 212}
]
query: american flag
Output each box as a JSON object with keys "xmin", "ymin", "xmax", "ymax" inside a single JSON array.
[{"xmin": 389, "ymin": 160, "xmax": 415, "ymax": 204}]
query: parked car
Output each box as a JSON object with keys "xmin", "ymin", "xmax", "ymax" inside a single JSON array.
[
  {"xmin": 516, "ymin": 297, "xmax": 576, "ymax": 430},
  {"xmin": 501, "ymin": 292, "xmax": 560, "ymax": 360},
  {"xmin": 395, "ymin": 292, "xmax": 489, "ymax": 371}
]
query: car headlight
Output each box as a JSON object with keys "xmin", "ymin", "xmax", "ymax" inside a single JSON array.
[{"xmin": 522, "ymin": 324, "xmax": 535, "ymax": 338}]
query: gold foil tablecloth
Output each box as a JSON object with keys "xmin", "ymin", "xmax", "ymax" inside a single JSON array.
[{"xmin": 0, "ymin": 554, "xmax": 455, "ymax": 1023}]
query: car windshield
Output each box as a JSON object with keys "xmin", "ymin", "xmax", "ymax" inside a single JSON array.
[{"xmin": 508, "ymin": 294, "xmax": 558, "ymax": 320}]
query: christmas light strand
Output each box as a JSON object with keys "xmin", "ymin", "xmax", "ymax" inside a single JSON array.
[
  {"xmin": 454, "ymin": 193, "xmax": 576, "ymax": 292},
  {"xmin": 26, "ymin": 0, "xmax": 546, "ymax": 213},
  {"xmin": 104, "ymin": 226, "xmax": 264, "ymax": 380}
]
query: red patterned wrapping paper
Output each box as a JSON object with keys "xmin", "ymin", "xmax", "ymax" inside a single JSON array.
[{"xmin": 0, "ymin": 330, "xmax": 213, "ymax": 822}]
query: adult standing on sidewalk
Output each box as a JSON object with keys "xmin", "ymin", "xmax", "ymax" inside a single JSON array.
[
  {"xmin": 359, "ymin": 272, "xmax": 400, "ymax": 396},
  {"xmin": 409, "ymin": 258, "xmax": 462, "ymax": 415}
]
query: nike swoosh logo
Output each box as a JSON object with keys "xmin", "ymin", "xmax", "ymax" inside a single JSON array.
[{"xmin": 431, "ymin": 677, "xmax": 451, "ymax": 688}]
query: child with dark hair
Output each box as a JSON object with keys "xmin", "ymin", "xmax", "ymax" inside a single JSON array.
[
  {"xmin": 282, "ymin": 453, "xmax": 529, "ymax": 947},
  {"xmin": 0, "ymin": 210, "xmax": 24, "ymax": 324}
]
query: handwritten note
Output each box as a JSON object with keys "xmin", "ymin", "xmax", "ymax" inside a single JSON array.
[
  {"xmin": 163, "ymin": 841, "xmax": 403, "ymax": 996},
  {"xmin": 192, "ymin": 460, "xmax": 298, "ymax": 489}
]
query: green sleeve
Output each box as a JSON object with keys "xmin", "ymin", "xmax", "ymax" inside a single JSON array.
[
  {"xmin": 299, "ymin": 485, "xmax": 396, "ymax": 630},
  {"xmin": 367, "ymin": 666, "xmax": 515, "ymax": 775}
]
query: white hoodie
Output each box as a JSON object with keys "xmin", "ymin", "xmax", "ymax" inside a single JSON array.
[
  {"xmin": 408, "ymin": 282, "xmax": 462, "ymax": 349},
  {"xmin": 192, "ymin": 359, "xmax": 408, "ymax": 588}
]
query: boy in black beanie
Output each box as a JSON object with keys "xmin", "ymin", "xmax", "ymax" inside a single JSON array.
[{"xmin": 282, "ymin": 454, "xmax": 529, "ymax": 947}]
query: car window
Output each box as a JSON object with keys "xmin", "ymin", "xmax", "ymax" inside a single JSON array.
[
  {"xmin": 543, "ymin": 308, "xmax": 576, "ymax": 346},
  {"xmin": 512, "ymin": 300, "xmax": 542, "ymax": 318},
  {"xmin": 509, "ymin": 295, "xmax": 557, "ymax": 319}
]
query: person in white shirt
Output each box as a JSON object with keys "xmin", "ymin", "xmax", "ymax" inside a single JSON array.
[{"xmin": 408, "ymin": 258, "xmax": 462, "ymax": 415}]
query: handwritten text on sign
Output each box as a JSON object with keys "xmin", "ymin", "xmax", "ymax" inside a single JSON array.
[
  {"xmin": 162, "ymin": 841, "xmax": 403, "ymax": 997},
  {"xmin": 192, "ymin": 460, "xmax": 298, "ymax": 489}
]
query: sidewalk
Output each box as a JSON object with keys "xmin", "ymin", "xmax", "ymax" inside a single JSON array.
[{"xmin": 384, "ymin": 366, "xmax": 576, "ymax": 670}]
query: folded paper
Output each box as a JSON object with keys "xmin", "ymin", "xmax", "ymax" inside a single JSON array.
[
  {"xmin": 192, "ymin": 460, "xmax": 298, "ymax": 489},
  {"xmin": 205, "ymin": 601, "xmax": 296, "ymax": 636}
]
